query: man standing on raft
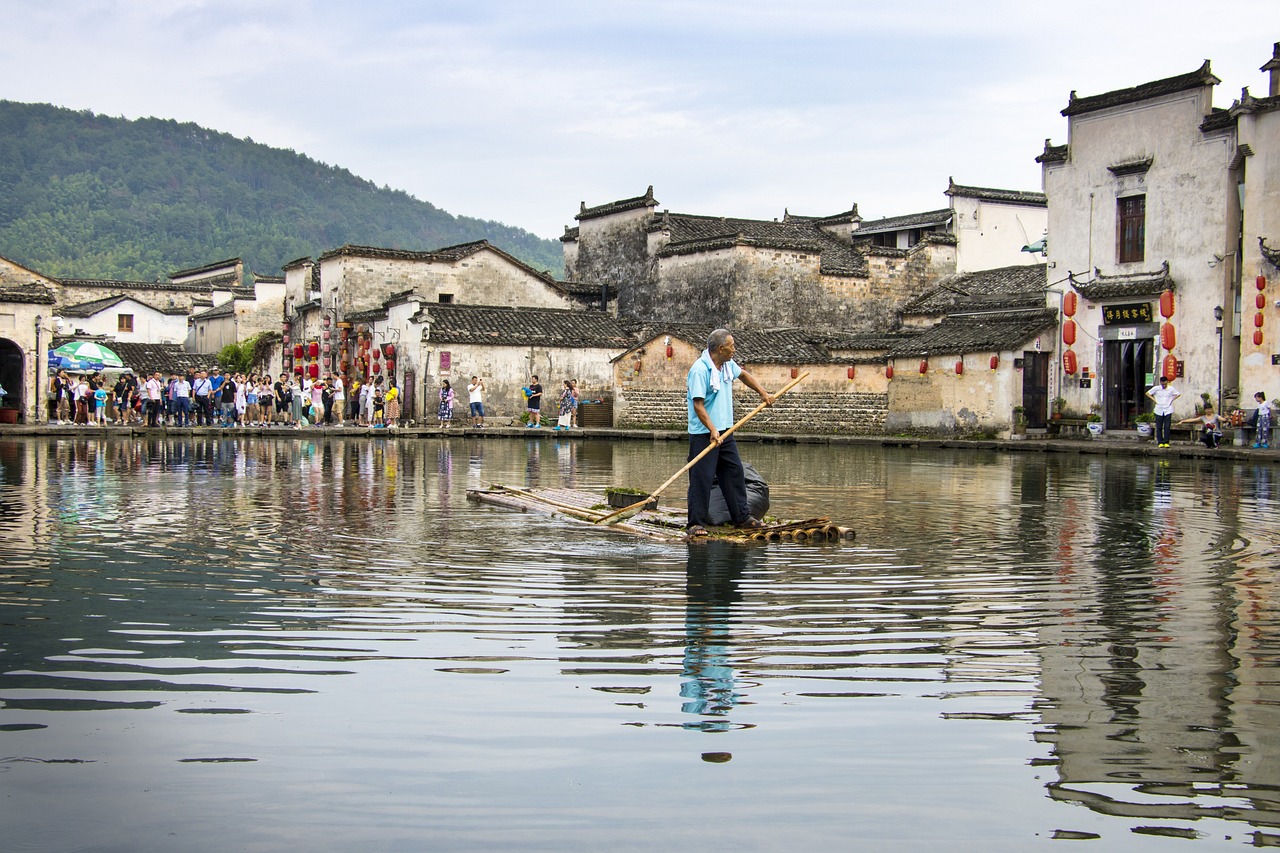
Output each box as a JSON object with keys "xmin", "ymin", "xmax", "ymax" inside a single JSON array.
[{"xmin": 686, "ymin": 328, "xmax": 774, "ymax": 537}]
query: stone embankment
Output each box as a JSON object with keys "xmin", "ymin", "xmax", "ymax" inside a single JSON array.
[{"xmin": 2, "ymin": 423, "xmax": 1277, "ymax": 462}]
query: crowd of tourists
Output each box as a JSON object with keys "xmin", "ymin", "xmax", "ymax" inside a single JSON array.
[{"xmin": 47, "ymin": 367, "xmax": 404, "ymax": 429}]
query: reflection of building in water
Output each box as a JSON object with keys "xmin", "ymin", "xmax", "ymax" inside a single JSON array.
[
  {"xmin": 1035, "ymin": 460, "xmax": 1280, "ymax": 831},
  {"xmin": 0, "ymin": 440, "xmax": 52, "ymax": 570},
  {"xmin": 681, "ymin": 541, "xmax": 755, "ymax": 732}
]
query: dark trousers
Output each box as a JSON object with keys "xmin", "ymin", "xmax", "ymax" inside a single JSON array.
[
  {"xmin": 195, "ymin": 396, "xmax": 212, "ymax": 426},
  {"xmin": 174, "ymin": 397, "xmax": 191, "ymax": 427},
  {"xmin": 147, "ymin": 399, "xmax": 162, "ymax": 426},
  {"xmin": 686, "ymin": 433, "xmax": 749, "ymax": 528},
  {"xmin": 1155, "ymin": 412, "xmax": 1173, "ymax": 444}
]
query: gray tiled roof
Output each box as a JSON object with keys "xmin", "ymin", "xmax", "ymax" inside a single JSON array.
[
  {"xmin": 61, "ymin": 278, "xmax": 210, "ymax": 293},
  {"xmin": 170, "ymin": 258, "xmax": 241, "ymax": 279},
  {"xmin": 903, "ymin": 264, "xmax": 1048, "ymax": 314},
  {"xmin": 1036, "ymin": 141, "xmax": 1068, "ymax": 164},
  {"xmin": 576, "ymin": 186, "xmax": 658, "ymax": 222},
  {"xmin": 418, "ymin": 304, "xmax": 633, "ymax": 348},
  {"xmin": 620, "ymin": 323, "xmax": 840, "ymax": 365},
  {"xmin": 886, "ymin": 309, "xmax": 1058, "ymax": 357},
  {"xmin": 50, "ymin": 339, "xmax": 219, "ymax": 376},
  {"xmin": 190, "ymin": 300, "xmax": 235, "ymax": 321},
  {"xmin": 1071, "ymin": 262, "xmax": 1173, "ymax": 301},
  {"xmin": 945, "ymin": 180, "xmax": 1046, "ymax": 207},
  {"xmin": 317, "ymin": 240, "xmax": 561, "ymax": 288},
  {"xmin": 0, "ymin": 281, "xmax": 56, "ymax": 305},
  {"xmin": 1062, "ymin": 61, "xmax": 1219, "ymax": 117},
  {"xmin": 62, "ymin": 294, "xmax": 189, "ymax": 317},
  {"xmin": 652, "ymin": 212, "xmax": 869, "ymax": 277},
  {"xmin": 852, "ymin": 208, "xmax": 952, "ymax": 237}
]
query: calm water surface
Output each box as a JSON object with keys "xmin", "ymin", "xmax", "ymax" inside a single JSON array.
[{"xmin": 2, "ymin": 435, "xmax": 1280, "ymax": 851}]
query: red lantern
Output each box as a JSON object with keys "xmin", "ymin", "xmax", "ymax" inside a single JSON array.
[
  {"xmin": 955, "ymin": 359, "xmax": 964, "ymax": 375},
  {"xmin": 323, "ymin": 329, "xmax": 331, "ymax": 341},
  {"xmin": 293, "ymin": 344, "xmax": 303, "ymax": 359},
  {"xmin": 990, "ymin": 355, "xmax": 999, "ymax": 371},
  {"xmin": 372, "ymin": 347, "xmax": 380, "ymax": 360},
  {"xmin": 372, "ymin": 361, "xmax": 381, "ymax": 374},
  {"xmin": 1258, "ymin": 293, "xmax": 1268, "ymax": 310},
  {"xmin": 323, "ymin": 316, "xmax": 332, "ymax": 327},
  {"xmin": 294, "ymin": 365, "xmax": 303, "ymax": 374},
  {"xmin": 308, "ymin": 363, "xmax": 319, "ymax": 379},
  {"xmin": 1062, "ymin": 349, "xmax": 1078, "ymax": 375},
  {"xmin": 1258, "ymin": 275, "xmax": 1268, "ymax": 292},
  {"xmin": 322, "ymin": 343, "xmax": 331, "ymax": 355},
  {"xmin": 790, "ymin": 367, "xmax": 799, "ymax": 379},
  {"xmin": 919, "ymin": 359, "xmax": 928, "ymax": 374},
  {"xmin": 384, "ymin": 343, "xmax": 396, "ymax": 358},
  {"xmin": 1160, "ymin": 323, "xmax": 1176, "ymax": 351},
  {"xmin": 847, "ymin": 366, "xmax": 855, "ymax": 380},
  {"xmin": 666, "ymin": 344, "xmax": 674, "ymax": 359},
  {"xmin": 282, "ymin": 322, "xmax": 291, "ymax": 333},
  {"xmin": 886, "ymin": 364, "xmax": 894, "ymax": 379},
  {"xmin": 307, "ymin": 341, "xmax": 319, "ymax": 359},
  {"xmin": 282, "ymin": 334, "xmax": 290, "ymax": 345},
  {"xmin": 340, "ymin": 327, "xmax": 349, "ymax": 340},
  {"xmin": 1063, "ymin": 291, "xmax": 1078, "ymax": 317},
  {"xmin": 385, "ymin": 360, "xmax": 395, "ymax": 373},
  {"xmin": 1255, "ymin": 330, "xmax": 1265, "ymax": 346},
  {"xmin": 1159, "ymin": 290, "xmax": 1175, "ymax": 319},
  {"xmin": 1062, "ymin": 319, "xmax": 1077, "ymax": 346},
  {"xmin": 1256, "ymin": 312, "xmax": 1266, "ymax": 328},
  {"xmin": 1162, "ymin": 353, "xmax": 1179, "ymax": 381}
]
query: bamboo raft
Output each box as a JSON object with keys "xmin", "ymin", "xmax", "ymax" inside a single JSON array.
[{"xmin": 467, "ymin": 484, "xmax": 856, "ymax": 543}]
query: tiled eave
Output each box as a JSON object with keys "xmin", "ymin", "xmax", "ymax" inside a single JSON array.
[
  {"xmin": 1071, "ymin": 262, "xmax": 1173, "ymax": 301},
  {"xmin": 1062, "ymin": 61, "xmax": 1219, "ymax": 117},
  {"xmin": 887, "ymin": 309, "xmax": 1059, "ymax": 358},
  {"xmin": 945, "ymin": 179, "xmax": 1046, "ymax": 207},
  {"xmin": 576, "ymin": 186, "xmax": 658, "ymax": 222}
]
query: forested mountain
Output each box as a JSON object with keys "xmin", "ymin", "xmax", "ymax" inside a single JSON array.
[{"xmin": 0, "ymin": 100, "xmax": 563, "ymax": 281}]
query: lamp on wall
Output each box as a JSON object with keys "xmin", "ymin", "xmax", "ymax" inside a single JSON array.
[{"xmin": 1214, "ymin": 305, "xmax": 1224, "ymax": 413}]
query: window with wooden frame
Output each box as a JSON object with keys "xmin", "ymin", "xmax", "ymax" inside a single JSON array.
[
  {"xmin": 117, "ymin": 313, "xmax": 134, "ymax": 333},
  {"xmin": 1117, "ymin": 195, "xmax": 1145, "ymax": 263}
]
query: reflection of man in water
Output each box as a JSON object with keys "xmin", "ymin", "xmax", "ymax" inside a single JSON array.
[{"xmin": 681, "ymin": 540, "xmax": 750, "ymax": 730}]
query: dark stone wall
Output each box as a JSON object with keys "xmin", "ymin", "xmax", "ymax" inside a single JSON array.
[
  {"xmin": 571, "ymin": 215, "xmax": 655, "ymax": 319},
  {"xmin": 617, "ymin": 389, "xmax": 888, "ymax": 434}
]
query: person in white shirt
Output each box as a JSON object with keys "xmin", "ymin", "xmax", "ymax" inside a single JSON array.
[
  {"xmin": 172, "ymin": 374, "xmax": 192, "ymax": 427},
  {"xmin": 467, "ymin": 376, "xmax": 485, "ymax": 427},
  {"xmin": 1145, "ymin": 375, "xmax": 1181, "ymax": 448},
  {"xmin": 145, "ymin": 372, "xmax": 163, "ymax": 427},
  {"xmin": 331, "ymin": 375, "xmax": 346, "ymax": 427}
]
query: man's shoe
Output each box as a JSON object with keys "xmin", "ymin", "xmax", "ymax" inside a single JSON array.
[
  {"xmin": 687, "ymin": 525, "xmax": 709, "ymax": 538},
  {"xmin": 736, "ymin": 517, "xmax": 765, "ymax": 530}
]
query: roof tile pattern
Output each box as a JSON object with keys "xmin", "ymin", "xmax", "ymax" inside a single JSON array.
[
  {"xmin": 1071, "ymin": 263, "xmax": 1173, "ymax": 301},
  {"xmin": 419, "ymin": 304, "xmax": 632, "ymax": 348},
  {"xmin": 903, "ymin": 264, "xmax": 1048, "ymax": 314},
  {"xmin": 1062, "ymin": 61, "xmax": 1220, "ymax": 116},
  {"xmin": 887, "ymin": 310, "xmax": 1059, "ymax": 357}
]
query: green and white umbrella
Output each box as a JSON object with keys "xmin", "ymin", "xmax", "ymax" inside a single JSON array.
[{"xmin": 52, "ymin": 341, "xmax": 125, "ymax": 369}]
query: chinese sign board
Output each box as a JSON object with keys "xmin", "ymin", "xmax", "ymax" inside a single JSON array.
[{"xmin": 1102, "ymin": 302, "xmax": 1153, "ymax": 325}]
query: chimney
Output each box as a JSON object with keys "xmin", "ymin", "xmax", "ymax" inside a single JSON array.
[{"xmin": 1263, "ymin": 42, "xmax": 1280, "ymax": 97}]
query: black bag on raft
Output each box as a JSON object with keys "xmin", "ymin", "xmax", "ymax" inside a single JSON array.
[{"xmin": 708, "ymin": 462, "xmax": 770, "ymax": 525}]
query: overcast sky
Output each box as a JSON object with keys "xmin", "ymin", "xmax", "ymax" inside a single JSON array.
[{"xmin": 3, "ymin": 1, "xmax": 1275, "ymax": 242}]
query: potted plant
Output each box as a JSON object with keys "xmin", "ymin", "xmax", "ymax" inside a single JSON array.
[
  {"xmin": 1135, "ymin": 411, "xmax": 1155, "ymax": 438},
  {"xmin": 1086, "ymin": 405, "xmax": 1104, "ymax": 437},
  {"xmin": 1052, "ymin": 397, "xmax": 1067, "ymax": 420}
]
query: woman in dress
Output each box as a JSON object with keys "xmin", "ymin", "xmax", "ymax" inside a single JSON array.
[
  {"xmin": 384, "ymin": 378, "xmax": 400, "ymax": 429},
  {"xmin": 437, "ymin": 379, "xmax": 455, "ymax": 428},
  {"xmin": 555, "ymin": 380, "xmax": 575, "ymax": 430}
]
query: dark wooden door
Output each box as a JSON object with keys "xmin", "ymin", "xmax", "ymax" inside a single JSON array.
[
  {"xmin": 1103, "ymin": 338, "xmax": 1153, "ymax": 429},
  {"xmin": 1022, "ymin": 351, "xmax": 1050, "ymax": 428}
]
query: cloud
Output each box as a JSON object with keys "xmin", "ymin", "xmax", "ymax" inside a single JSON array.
[{"xmin": 2, "ymin": 0, "xmax": 1274, "ymax": 241}]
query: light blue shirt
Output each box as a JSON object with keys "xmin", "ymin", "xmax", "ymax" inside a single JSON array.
[{"xmin": 687, "ymin": 356, "xmax": 742, "ymax": 433}]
